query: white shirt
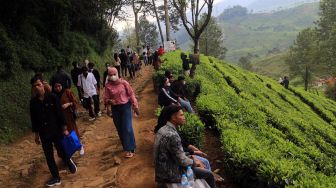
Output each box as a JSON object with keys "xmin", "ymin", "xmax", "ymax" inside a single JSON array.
[{"xmin": 77, "ymin": 73, "xmax": 97, "ymax": 98}]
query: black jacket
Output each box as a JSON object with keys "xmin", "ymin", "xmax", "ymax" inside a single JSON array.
[
  {"xmin": 71, "ymin": 67, "xmax": 82, "ymax": 85},
  {"xmin": 158, "ymin": 87, "xmax": 178, "ymax": 107},
  {"xmin": 90, "ymin": 69, "xmax": 101, "ymax": 88},
  {"xmin": 171, "ymin": 81, "xmax": 187, "ymax": 99},
  {"xmin": 30, "ymin": 92, "xmax": 66, "ymax": 139}
]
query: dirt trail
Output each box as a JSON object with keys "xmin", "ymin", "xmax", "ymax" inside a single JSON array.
[{"xmin": 0, "ymin": 66, "xmax": 157, "ymax": 188}]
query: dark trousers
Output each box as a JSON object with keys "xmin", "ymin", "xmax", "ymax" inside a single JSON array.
[
  {"xmin": 121, "ymin": 65, "xmax": 128, "ymax": 77},
  {"xmin": 114, "ymin": 65, "xmax": 121, "ymax": 76},
  {"xmin": 129, "ymin": 64, "xmax": 135, "ymax": 78},
  {"xmin": 83, "ymin": 95, "xmax": 100, "ymax": 118},
  {"xmin": 41, "ymin": 136, "xmax": 70, "ymax": 179},
  {"xmin": 111, "ymin": 102, "xmax": 136, "ymax": 152},
  {"xmin": 148, "ymin": 56, "xmax": 153, "ymax": 65},
  {"xmin": 194, "ymin": 167, "xmax": 216, "ymax": 188}
]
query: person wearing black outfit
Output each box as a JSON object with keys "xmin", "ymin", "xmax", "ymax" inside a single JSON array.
[
  {"xmin": 70, "ymin": 61, "xmax": 83, "ymax": 101},
  {"xmin": 50, "ymin": 65, "xmax": 72, "ymax": 90},
  {"xmin": 119, "ymin": 49, "xmax": 129, "ymax": 77},
  {"xmin": 283, "ymin": 76, "xmax": 289, "ymax": 89},
  {"xmin": 30, "ymin": 76, "xmax": 77, "ymax": 187},
  {"xmin": 181, "ymin": 53, "xmax": 190, "ymax": 76},
  {"xmin": 158, "ymin": 77, "xmax": 179, "ymax": 107}
]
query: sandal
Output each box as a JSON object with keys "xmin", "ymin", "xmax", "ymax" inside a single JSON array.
[{"xmin": 125, "ymin": 152, "xmax": 135, "ymax": 158}]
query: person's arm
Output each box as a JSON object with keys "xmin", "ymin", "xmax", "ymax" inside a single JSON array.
[
  {"xmin": 123, "ymin": 81, "xmax": 139, "ymax": 114},
  {"xmin": 162, "ymin": 88, "xmax": 178, "ymax": 103},
  {"xmin": 169, "ymin": 134, "xmax": 194, "ymax": 167},
  {"xmin": 104, "ymin": 85, "xmax": 111, "ymax": 106}
]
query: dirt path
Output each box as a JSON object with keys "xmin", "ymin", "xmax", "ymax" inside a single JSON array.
[{"xmin": 0, "ymin": 66, "xmax": 157, "ymax": 188}]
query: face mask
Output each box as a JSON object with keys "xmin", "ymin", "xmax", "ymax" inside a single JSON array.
[
  {"xmin": 183, "ymin": 81, "xmax": 186, "ymax": 85},
  {"xmin": 111, "ymin": 75, "xmax": 118, "ymax": 81},
  {"xmin": 166, "ymin": 82, "xmax": 171, "ymax": 87}
]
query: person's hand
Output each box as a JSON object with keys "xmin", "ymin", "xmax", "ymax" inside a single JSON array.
[
  {"xmin": 194, "ymin": 150, "xmax": 208, "ymax": 157},
  {"xmin": 193, "ymin": 157, "xmax": 206, "ymax": 169},
  {"xmin": 134, "ymin": 108, "xmax": 140, "ymax": 116},
  {"xmin": 34, "ymin": 134, "xmax": 40, "ymax": 145},
  {"xmin": 64, "ymin": 130, "xmax": 69, "ymax": 136}
]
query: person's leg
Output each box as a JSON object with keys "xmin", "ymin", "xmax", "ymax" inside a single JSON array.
[
  {"xmin": 92, "ymin": 95, "xmax": 100, "ymax": 115},
  {"xmin": 194, "ymin": 155, "xmax": 211, "ymax": 171},
  {"xmin": 128, "ymin": 65, "xmax": 133, "ymax": 79},
  {"xmin": 179, "ymin": 98, "xmax": 194, "ymax": 113},
  {"xmin": 111, "ymin": 105, "xmax": 124, "ymax": 148},
  {"xmin": 116, "ymin": 66, "xmax": 121, "ymax": 76},
  {"xmin": 76, "ymin": 86, "xmax": 82, "ymax": 102},
  {"xmin": 41, "ymin": 138, "xmax": 60, "ymax": 179},
  {"xmin": 193, "ymin": 167, "xmax": 216, "ymax": 188},
  {"xmin": 120, "ymin": 102, "xmax": 136, "ymax": 152},
  {"xmin": 84, "ymin": 97, "xmax": 95, "ymax": 118},
  {"xmin": 54, "ymin": 139, "xmax": 77, "ymax": 173}
]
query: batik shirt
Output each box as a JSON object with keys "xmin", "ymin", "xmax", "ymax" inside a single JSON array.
[{"xmin": 154, "ymin": 122, "xmax": 194, "ymax": 183}]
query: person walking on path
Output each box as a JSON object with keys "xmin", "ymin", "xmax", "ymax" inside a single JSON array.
[
  {"xmin": 113, "ymin": 53, "xmax": 121, "ymax": 76},
  {"xmin": 70, "ymin": 61, "xmax": 83, "ymax": 102},
  {"xmin": 104, "ymin": 67, "xmax": 140, "ymax": 158},
  {"xmin": 52, "ymin": 82, "xmax": 84, "ymax": 155},
  {"xmin": 119, "ymin": 49, "xmax": 129, "ymax": 77},
  {"xmin": 77, "ymin": 66, "xmax": 100, "ymax": 121},
  {"xmin": 50, "ymin": 65, "xmax": 72, "ymax": 90},
  {"xmin": 30, "ymin": 76, "xmax": 77, "ymax": 187},
  {"xmin": 154, "ymin": 105, "xmax": 215, "ymax": 188}
]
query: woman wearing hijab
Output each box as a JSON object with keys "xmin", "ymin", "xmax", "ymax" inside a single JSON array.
[
  {"xmin": 104, "ymin": 67, "xmax": 140, "ymax": 158},
  {"xmin": 53, "ymin": 82, "xmax": 84, "ymax": 155}
]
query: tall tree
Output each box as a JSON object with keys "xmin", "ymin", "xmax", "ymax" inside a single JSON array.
[
  {"xmin": 286, "ymin": 28, "xmax": 319, "ymax": 91},
  {"xmin": 164, "ymin": 0, "xmax": 171, "ymax": 41},
  {"xmin": 172, "ymin": 0, "xmax": 214, "ymax": 53},
  {"xmin": 151, "ymin": 0, "xmax": 164, "ymax": 46},
  {"xmin": 131, "ymin": 0, "xmax": 146, "ymax": 52},
  {"xmin": 139, "ymin": 16, "xmax": 159, "ymax": 47},
  {"xmin": 199, "ymin": 14, "xmax": 227, "ymax": 59}
]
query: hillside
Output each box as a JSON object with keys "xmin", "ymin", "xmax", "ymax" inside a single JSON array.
[
  {"xmin": 159, "ymin": 51, "xmax": 336, "ymax": 187},
  {"xmin": 219, "ymin": 2, "xmax": 319, "ymax": 62},
  {"xmin": 252, "ymin": 52, "xmax": 289, "ymax": 79}
]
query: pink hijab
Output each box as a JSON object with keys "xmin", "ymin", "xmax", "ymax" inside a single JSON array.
[{"xmin": 107, "ymin": 67, "xmax": 122, "ymax": 85}]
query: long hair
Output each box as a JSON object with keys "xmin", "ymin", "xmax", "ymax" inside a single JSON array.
[{"xmin": 154, "ymin": 105, "xmax": 182, "ymax": 133}]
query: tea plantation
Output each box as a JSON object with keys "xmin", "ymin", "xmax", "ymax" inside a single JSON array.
[{"xmin": 157, "ymin": 51, "xmax": 336, "ymax": 187}]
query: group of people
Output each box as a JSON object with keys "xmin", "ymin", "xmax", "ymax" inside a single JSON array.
[
  {"xmin": 30, "ymin": 47, "xmax": 143, "ymax": 186},
  {"xmin": 158, "ymin": 70, "xmax": 194, "ymax": 113}
]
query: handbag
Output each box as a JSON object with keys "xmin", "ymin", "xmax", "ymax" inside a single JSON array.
[{"xmin": 60, "ymin": 131, "xmax": 82, "ymax": 159}]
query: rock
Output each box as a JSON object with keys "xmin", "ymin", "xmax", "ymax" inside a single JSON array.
[
  {"xmin": 214, "ymin": 169, "xmax": 220, "ymax": 173},
  {"xmin": 113, "ymin": 156, "xmax": 121, "ymax": 165},
  {"xmin": 85, "ymin": 177, "xmax": 105, "ymax": 187}
]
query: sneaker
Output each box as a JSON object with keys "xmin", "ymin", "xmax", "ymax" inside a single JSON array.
[
  {"xmin": 88, "ymin": 117, "xmax": 96, "ymax": 121},
  {"xmin": 46, "ymin": 178, "xmax": 61, "ymax": 187},
  {"xmin": 68, "ymin": 158, "xmax": 77, "ymax": 174},
  {"xmin": 97, "ymin": 111, "xmax": 102, "ymax": 117},
  {"xmin": 79, "ymin": 146, "xmax": 85, "ymax": 156}
]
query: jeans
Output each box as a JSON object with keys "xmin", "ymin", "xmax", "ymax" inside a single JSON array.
[
  {"xmin": 179, "ymin": 98, "xmax": 194, "ymax": 113},
  {"xmin": 111, "ymin": 102, "xmax": 136, "ymax": 152},
  {"xmin": 195, "ymin": 155, "xmax": 211, "ymax": 171},
  {"xmin": 83, "ymin": 95, "xmax": 100, "ymax": 118},
  {"xmin": 40, "ymin": 136, "xmax": 71, "ymax": 179},
  {"xmin": 193, "ymin": 167, "xmax": 216, "ymax": 188}
]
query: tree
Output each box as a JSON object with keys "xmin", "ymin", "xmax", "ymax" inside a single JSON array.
[
  {"xmin": 172, "ymin": 0, "xmax": 214, "ymax": 53},
  {"xmin": 317, "ymin": 0, "xmax": 336, "ymax": 40},
  {"xmin": 139, "ymin": 16, "xmax": 159, "ymax": 47},
  {"xmin": 131, "ymin": 0, "xmax": 147, "ymax": 52},
  {"xmin": 286, "ymin": 28, "xmax": 319, "ymax": 91},
  {"xmin": 151, "ymin": 0, "xmax": 164, "ymax": 46},
  {"xmin": 199, "ymin": 14, "xmax": 227, "ymax": 59}
]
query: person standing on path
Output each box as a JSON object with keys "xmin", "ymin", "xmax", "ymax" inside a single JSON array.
[
  {"xmin": 70, "ymin": 61, "xmax": 83, "ymax": 102},
  {"xmin": 78, "ymin": 66, "xmax": 100, "ymax": 121},
  {"xmin": 119, "ymin": 49, "xmax": 129, "ymax": 77},
  {"xmin": 52, "ymin": 82, "xmax": 84, "ymax": 155},
  {"xmin": 30, "ymin": 76, "xmax": 77, "ymax": 187},
  {"xmin": 104, "ymin": 67, "xmax": 140, "ymax": 158},
  {"xmin": 50, "ymin": 65, "xmax": 72, "ymax": 90}
]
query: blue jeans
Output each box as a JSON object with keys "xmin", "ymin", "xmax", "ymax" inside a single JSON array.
[
  {"xmin": 179, "ymin": 98, "xmax": 194, "ymax": 113},
  {"xmin": 111, "ymin": 102, "xmax": 136, "ymax": 152},
  {"xmin": 195, "ymin": 155, "xmax": 211, "ymax": 171}
]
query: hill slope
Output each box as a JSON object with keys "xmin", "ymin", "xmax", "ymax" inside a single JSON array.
[
  {"xmin": 160, "ymin": 51, "xmax": 336, "ymax": 187},
  {"xmin": 219, "ymin": 2, "xmax": 319, "ymax": 62}
]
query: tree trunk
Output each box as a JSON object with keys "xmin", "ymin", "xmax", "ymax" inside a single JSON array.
[
  {"xmin": 304, "ymin": 65, "xmax": 309, "ymax": 91},
  {"xmin": 134, "ymin": 11, "xmax": 140, "ymax": 52},
  {"xmin": 152, "ymin": 0, "xmax": 164, "ymax": 46},
  {"xmin": 193, "ymin": 37, "xmax": 200, "ymax": 54},
  {"xmin": 164, "ymin": 0, "xmax": 170, "ymax": 42}
]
